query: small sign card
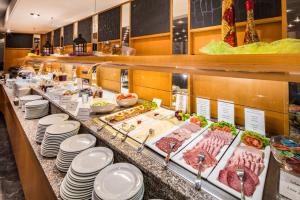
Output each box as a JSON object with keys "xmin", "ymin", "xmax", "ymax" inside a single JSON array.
[
  {"xmin": 59, "ymin": 96, "xmax": 72, "ymax": 106},
  {"xmin": 76, "ymin": 78, "xmax": 83, "ymax": 90},
  {"xmin": 279, "ymin": 170, "xmax": 300, "ymax": 200},
  {"xmin": 218, "ymin": 100, "xmax": 235, "ymax": 124},
  {"xmin": 76, "ymin": 107, "xmax": 91, "ymax": 121},
  {"xmin": 245, "ymin": 108, "xmax": 266, "ymax": 135},
  {"xmin": 196, "ymin": 97, "xmax": 210, "ymax": 119},
  {"xmin": 66, "ymin": 101, "xmax": 79, "ymax": 112},
  {"xmin": 175, "ymin": 94, "xmax": 188, "ymax": 113},
  {"xmin": 153, "ymin": 98, "xmax": 162, "ymax": 107}
]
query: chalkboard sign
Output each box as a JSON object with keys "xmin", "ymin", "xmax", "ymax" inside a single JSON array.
[
  {"xmin": 190, "ymin": 0, "xmax": 281, "ymax": 29},
  {"xmin": 131, "ymin": 0, "xmax": 170, "ymax": 37},
  {"xmin": 6, "ymin": 33, "xmax": 33, "ymax": 48},
  {"xmin": 98, "ymin": 7, "xmax": 120, "ymax": 42},
  {"xmin": 64, "ymin": 23, "xmax": 74, "ymax": 46},
  {"xmin": 46, "ymin": 32, "xmax": 52, "ymax": 43},
  {"xmin": 54, "ymin": 28, "xmax": 61, "ymax": 47},
  {"xmin": 78, "ymin": 17, "xmax": 92, "ymax": 43}
]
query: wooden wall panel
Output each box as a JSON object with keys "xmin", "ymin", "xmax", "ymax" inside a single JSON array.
[
  {"xmin": 96, "ymin": 67, "xmax": 121, "ymax": 92},
  {"xmin": 191, "ymin": 19, "xmax": 282, "ymax": 54},
  {"xmin": 4, "ymin": 48, "xmax": 30, "ymax": 71},
  {"xmin": 131, "ymin": 70, "xmax": 172, "ymax": 106},
  {"xmin": 192, "ymin": 75, "xmax": 288, "ymax": 113},
  {"xmin": 131, "ymin": 35, "xmax": 171, "ymax": 55},
  {"xmin": 64, "ymin": 45, "xmax": 73, "ymax": 54}
]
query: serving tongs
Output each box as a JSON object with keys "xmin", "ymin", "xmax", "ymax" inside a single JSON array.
[
  {"xmin": 121, "ymin": 123, "xmax": 136, "ymax": 142},
  {"xmin": 236, "ymin": 168, "xmax": 245, "ymax": 200},
  {"xmin": 137, "ymin": 129, "xmax": 154, "ymax": 153},
  {"xmin": 164, "ymin": 142, "xmax": 176, "ymax": 169},
  {"xmin": 92, "ymin": 118, "xmax": 106, "ymax": 132},
  {"xmin": 195, "ymin": 153, "xmax": 205, "ymax": 190}
]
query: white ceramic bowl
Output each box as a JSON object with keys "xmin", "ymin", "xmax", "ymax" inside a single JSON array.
[
  {"xmin": 116, "ymin": 93, "xmax": 138, "ymax": 107},
  {"xmin": 90, "ymin": 98, "xmax": 116, "ymax": 113}
]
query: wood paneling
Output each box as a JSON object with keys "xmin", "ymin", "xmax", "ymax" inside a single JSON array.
[
  {"xmin": 191, "ymin": 18, "xmax": 282, "ymax": 54},
  {"xmin": 131, "ymin": 70, "xmax": 172, "ymax": 106},
  {"xmin": 96, "ymin": 67, "xmax": 121, "ymax": 92},
  {"xmin": 4, "ymin": 48, "xmax": 30, "ymax": 71},
  {"xmin": 0, "ymin": 86, "xmax": 57, "ymax": 200},
  {"xmin": 64, "ymin": 45, "xmax": 73, "ymax": 54},
  {"xmin": 192, "ymin": 75, "xmax": 288, "ymax": 113},
  {"xmin": 130, "ymin": 34, "xmax": 171, "ymax": 55}
]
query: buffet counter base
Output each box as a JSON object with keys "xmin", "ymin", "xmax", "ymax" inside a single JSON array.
[{"xmin": 0, "ymin": 84, "xmax": 219, "ymax": 200}]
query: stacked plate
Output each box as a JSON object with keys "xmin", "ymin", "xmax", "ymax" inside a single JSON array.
[
  {"xmin": 56, "ymin": 134, "xmax": 97, "ymax": 172},
  {"xmin": 60, "ymin": 147, "xmax": 114, "ymax": 200},
  {"xmin": 41, "ymin": 121, "xmax": 80, "ymax": 157},
  {"xmin": 93, "ymin": 163, "xmax": 144, "ymax": 200},
  {"xmin": 35, "ymin": 113, "xmax": 69, "ymax": 143},
  {"xmin": 19, "ymin": 95, "xmax": 43, "ymax": 111},
  {"xmin": 24, "ymin": 100, "xmax": 49, "ymax": 119}
]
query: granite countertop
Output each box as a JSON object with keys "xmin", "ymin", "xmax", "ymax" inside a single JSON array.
[{"xmin": 3, "ymin": 85, "xmax": 219, "ymax": 200}]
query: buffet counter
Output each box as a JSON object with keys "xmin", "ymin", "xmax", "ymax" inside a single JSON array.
[{"xmin": 0, "ymin": 83, "xmax": 280, "ymax": 200}]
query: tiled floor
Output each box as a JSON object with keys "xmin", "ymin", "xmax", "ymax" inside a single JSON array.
[{"xmin": 0, "ymin": 114, "xmax": 25, "ymax": 200}]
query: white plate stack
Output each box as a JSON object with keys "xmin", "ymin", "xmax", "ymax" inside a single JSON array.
[
  {"xmin": 24, "ymin": 100, "xmax": 49, "ymax": 119},
  {"xmin": 56, "ymin": 134, "xmax": 97, "ymax": 172},
  {"xmin": 35, "ymin": 114, "xmax": 69, "ymax": 143},
  {"xmin": 93, "ymin": 163, "xmax": 144, "ymax": 200},
  {"xmin": 41, "ymin": 121, "xmax": 80, "ymax": 157},
  {"xmin": 60, "ymin": 147, "xmax": 114, "ymax": 200},
  {"xmin": 19, "ymin": 95, "xmax": 43, "ymax": 111}
]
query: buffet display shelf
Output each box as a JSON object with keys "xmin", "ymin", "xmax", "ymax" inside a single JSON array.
[{"xmin": 21, "ymin": 54, "xmax": 300, "ymax": 82}]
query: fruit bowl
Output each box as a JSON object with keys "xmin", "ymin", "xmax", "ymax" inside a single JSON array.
[
  {"xmin": 90, "ymin": 98, "xmax": 116, "ymax": 113},
  {"xmin": 270, "ymin": 135, "xmax": 300, "ymax": 174},
  {"xmin": 116, "ymin": 93, "xmax": 138, "ymax": 107}
]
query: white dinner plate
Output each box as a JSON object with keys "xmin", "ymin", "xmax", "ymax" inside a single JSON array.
[{"xmin": 60, "ymin": 134, "xmax": 96, "ymax": 153}]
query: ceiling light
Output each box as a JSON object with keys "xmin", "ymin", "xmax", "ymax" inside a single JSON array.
[
  {"xmin": 172, "ymin": 25, "xmax": 176, "ymax": 28},
  {"xmin": 184, "ymin": 35, "xmax": 187, "ymax": 38},
  {"xmin": 174, "ymin": 38, "xmax": 177, "ymax": 42},
  {"xmin": 6, "ymin": 29, "xmax": 11, "ymax": 33},
  {"xmin": 294, "ymin": 16, "xmax": 300, "ymax": 23},
  {"xmin": 30, "ymin": 13, "xmax": 40, "ymax": 18},
  {"xmin": 182, "ymin": 29, "xmax": 186, "ymax": 33},
  {"xmin": 178, "ymin": 37, "xmax": 182, "ymax": 40},
  {"xmin": 287, "ymin": 9, "xmax": 293, "ymax": 13},
  {"xmin": 175, "ymin": 32, "xmax": 180, "ymax": 35},
  {"xmin": 177, "ymin": 20, "xmax": 184, "ymax": 24},
  {"xmin": 288, "ymin": 24, "xmax": 295, "ymax": 28}
]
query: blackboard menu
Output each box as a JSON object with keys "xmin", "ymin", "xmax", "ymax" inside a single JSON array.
[
  {"xmin": 78, "ymin": 17, "xmax": 92, "ymax": 43},
  {"xmin": 98, "ymin": 7, "xmax": 120, "ymax": 42},
  {"xmin": 64, "ymin": 23, "xmax": 74, "ymax": 46},
  {"xmin": 131, "ymin": 0, "xmax": 170, "ymax": 37},
  {"xmin": 6, "ymin": 33, "xmax": 33, "ymax": 48},
  {"xmin": 190, "ymin": 0, "xmax": 281, "ymax": 29},
  {"xmin": 46, "ymin": 32, "xmax": 52, "ymax": 43},
  {"xmin": 54, "ymin": 28, "xmax": 61, "ymax": 47}
]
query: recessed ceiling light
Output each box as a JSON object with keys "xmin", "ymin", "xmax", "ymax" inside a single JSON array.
[
  {"xmin": 287, "ymin": 9, "xmax": 293, "ymax": 13},
  {"xmin": 30, "ymin": 13, "xmax": 40, "ymax": 18},
  {"xmin": 182, "ymin": 29, "xmax": 186, "ymax": 33},
  {"xmin": 177, "ymin": 20, "xmax": 184, "ymax": 24},
  {"xmin": 294, "ymin": 16, "xmax": 300, "ymax": 23},
  {"xmin": 175, "ymin": 32, "xmax": 180, "ymax": 35},
  {"xmin": 288, "ymin": 24, "xmax": 295, "ymax": 28}
]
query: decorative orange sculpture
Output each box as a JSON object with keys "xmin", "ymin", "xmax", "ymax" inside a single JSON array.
[
  {"xmin": 221, "ymin": 0, "xmax": 237, "ymax": 47},
  {"xmin": 244, "ymin": 0, "xmax": 260, "ymax": 44}
]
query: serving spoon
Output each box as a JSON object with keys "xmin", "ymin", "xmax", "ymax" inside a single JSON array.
[
  {"xmin": 236, "ymin": 168, "xmax": 245, "ymax": 200},
  {"xmin": 164, "ymin": 142, "xmax": 176, "ymax": 169},
  {"xmin": 137, "ymin": 128, "xmax": 154, "ymax": 153},
  {"xmin": 195, "ymin": 153, "xmax": 205, "ymax": 190}
]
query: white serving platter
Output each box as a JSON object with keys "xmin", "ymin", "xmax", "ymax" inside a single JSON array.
[
  {"xmin": 171, "ymin": 128, "xmax": 240, "ymax": 178},
  {"xmin": 207, "ymin": 131, "xmax": 271, "ymax": 200}
]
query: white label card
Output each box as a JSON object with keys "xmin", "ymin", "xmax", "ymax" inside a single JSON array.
[
  {"xmin": 66, "ymin": 101, "xmax": 79, "ymax": 112},
  {"xmin": 196, "ymin": 97, "xmax": 210, "ymax": 119},
  {"xmin": 59, "ymin": 96, "xmax": 72, "ymax": 106},
  {"xmin": 279, "ymin": 170, "xmax": 300, "ymax": 200},
  {"xmin": 175, "ymin": 94, "xmax": 188, "ymax": 113},
  {"xmin": 153, "ymin": 98, "xmax": 162, "ymax": 107},
  {"xmin": 76, "ymin": 107, "xmax": 91, "ymax": 121},
  {"xmin": 218, "ymin": 100, "xmax": 235, "ymax": 124},
  {"xmin": 76, "ymin": 78, "xmax": 83, "ymax": 90},
  {"xmin": 245, "ymin": 108, "xmax": 266, "ymax": 135}
]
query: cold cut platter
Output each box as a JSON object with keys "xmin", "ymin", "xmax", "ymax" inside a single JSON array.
[
  {"xmin": 208, "ymin": 130, "xmax": 270, "ymax": 200},
  {"xmin": 172, "ymin": 121, "xmax": 239, "ymax": 178}
]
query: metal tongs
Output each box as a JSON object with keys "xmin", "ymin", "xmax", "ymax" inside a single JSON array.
[
  {"xmin": 92, "ymin": 118, "xmax": 106, "ymax": 132},
  {"xmin": 195, "ymin": 153, "xmax": 205, "ymax": 190},
  {"xmin": 236, "ymin": 168, "xmax": 245, "ymax": 200},
  {"xmin": 164, "ymin": 142, "xmax": 176, "ymax": 169},
  {"xmin": 137, "ymin": 129, "xmax": 154, "ymax": 153},
  {"xmin": 121, "ymin": 123, "xmax": 136, "ymax": 142}
]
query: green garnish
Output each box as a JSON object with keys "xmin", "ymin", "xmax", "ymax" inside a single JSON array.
[
  {"xmin": 241, "ymin": 130, "xmax": 270, "ymax": 148},
  {"xmin": 143, "ymin": 101, "xmax": 158, "ymax": 110},
  {"xmin": 92, "ymin": 101, "xmax": 111, "ymax": 107},
  {"xmin": 209, "ymin": 121, "xmax": 237, "ymax": 135}
]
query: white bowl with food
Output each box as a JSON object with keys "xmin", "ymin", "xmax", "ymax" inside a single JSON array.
[
  {"xmin": 90, "ymin": 98, "xmax": 116, "ymax": 113},
  {"xmin": 116, "ymin": 93, "xmax": 138, "ymax": 107}
]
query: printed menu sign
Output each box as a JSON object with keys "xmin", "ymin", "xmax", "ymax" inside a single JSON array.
[
  {"xmin": 218, "ymin": 100, "xmax": 234, "ymax": 124},
  {"xmin": 76, "ymin": 78, "xmax": 83, "ymax": 90},
  {"xmin": 245, "ymin": 108, "xmax": 266, "ymax": 135},
  {"xmin": 59, "ymin": 96, "xmax": 72, "ymax": 106},
  {"xmin": 196, "ymin": 97, "xmax": 210, "ymax": 119},
  {"xmin": 153, "ymin": 98, "xmax": 162, "ymax": 107},
  {"xmin": 66, "ymin": 101, "xmax": 79, "ymax": 112},
  {"xmin": 76, "ymin": 107, "xmax": 91, "ymax": 121},
  {"xmin": 175, "ymin": 94, "xmax": 188, "ymax": 113},
  {"xmin": 279, "ymin": 170, "xmax": 300, "ymax": 200}
]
